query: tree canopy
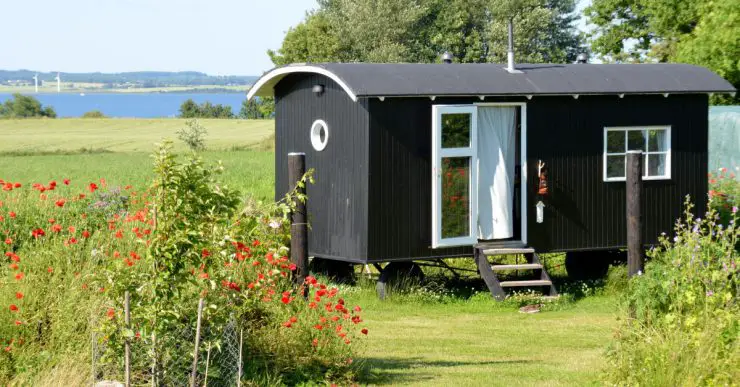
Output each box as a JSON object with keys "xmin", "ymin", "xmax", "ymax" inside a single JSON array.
[
  {"xmin": 0, "ymin": 94, "xmax": 57, "ymax": 118},
  {"xmin": 268, "ymin": 0, "xmax": 584, "ymax": 65},
  {"xmin": 178, "ymin": 99, "xmax": 234, "ymax": 119},
  {"xmin": 586, "ymin": 0, "xmax": 739, "ymax": 103}
]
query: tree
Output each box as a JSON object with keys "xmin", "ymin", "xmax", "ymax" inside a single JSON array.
[
  {"xmin": 177, "ymin": 99, "xmax": 234, "ymax": 119},
  {"xmin": 586, "ymin": 0, "xmax": 739, "ymax": 103},
  {"xmin": 0, "ymin": 94, "xmax": 56, "ymax": 118},
  {"xmin": 239, "ymin": 97, "xmax": 275, "ymax": 119},
  {"xmin": 269, "ymin": 0, "xmax": 584, "ymax": 65}
]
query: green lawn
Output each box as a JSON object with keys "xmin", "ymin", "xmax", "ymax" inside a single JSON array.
[
  {"xmin": 356, "ymin": 291, "xmax": 615, "ymax": 386},
  {"xmin": 0, "ymin": 117, "xmax": 618, "ymax": 386}
]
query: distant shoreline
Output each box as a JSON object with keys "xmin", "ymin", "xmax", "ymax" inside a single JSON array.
[{"xmin": 0, "ymin": 85, "xmax": 250, "ymax": 94}]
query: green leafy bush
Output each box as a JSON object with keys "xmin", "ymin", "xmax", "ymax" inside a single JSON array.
[
  {"xmin": 605, "ymin": 198, "xmax": 739, "ymax": 385},
  {"xmin": 176, "ymin": 119, "xmax": 208, "ymax": 151},
  {"xmin": 709, "ymin": 167, "xmax": 739, "ymax": 225},
  {"xmin": 82, "ymin": 110, "xmax": 106, "ymax": 118}
]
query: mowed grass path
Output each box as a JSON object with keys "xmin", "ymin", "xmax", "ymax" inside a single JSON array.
[
  {"xmin": 0, "ymin": 118, "xmax": 273, "ymax": 153},
  {"xmin": 355, "ymin": 290, "xmax": 616, "ymax": 386}
]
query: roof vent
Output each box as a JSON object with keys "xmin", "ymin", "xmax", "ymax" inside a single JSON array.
[
  {"xmin": 441, "ymin": 52, "xmax": 453, "ymax": 64},
  {"xmin": 576, "ymin": 53, "xmax": 589, "ymax": 64}
]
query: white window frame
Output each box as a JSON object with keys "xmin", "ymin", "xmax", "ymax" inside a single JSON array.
[
  {"xmin": 431, "ymin": 105, "xmax": 478, "ymax": 248},
  {"xmin": 603, "ymin": 126, "xmax": 672, "ymax": 182}
]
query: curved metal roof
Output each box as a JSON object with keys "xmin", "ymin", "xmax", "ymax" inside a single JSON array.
[{"xmin": 247, "ymin": 63, "xmax": 736, "ymax": 102}]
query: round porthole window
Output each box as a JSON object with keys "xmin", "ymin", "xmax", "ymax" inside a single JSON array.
[{"xmin": 310, "ymin": 120, "xmax": 329, "ymax": 151}]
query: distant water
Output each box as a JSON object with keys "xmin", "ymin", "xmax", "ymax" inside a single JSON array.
[{"xmin": 0, "ymin": 92, "xmax": 246, "ymax": 118}]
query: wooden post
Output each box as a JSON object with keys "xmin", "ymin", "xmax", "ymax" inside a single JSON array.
[
  {"xmin": 124, "ymin": 291, "xmax": 131, "ymax": 387},
  {"xmin": 626, "ymin": 151, "xmax": 644, "ymax": 277},
  {"xmin": 288, "ymin": 152, "xmax": 308, "ymax": 291},
  {"xmin": 203, "ymin": 343, "xmax": 211, "ymax": 387},
  {"xmin": 190, "ymin": 298, "xmax": 204, "ymax": 387}
]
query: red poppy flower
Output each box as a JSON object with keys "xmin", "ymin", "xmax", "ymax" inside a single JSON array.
[
  {"xmin": 15, "ymin": 272, "xmax": 24, "ymax": 280},
  {"xmin": 9, "ymin": 212, "xmax": 16, "ymax": 218},
  {"xmin": 4, "ymin": 238, "xmax": 11, "ymax": 245},
  {"xmin": 354, "ymin": 305, "xmax": 362, "ymax": 312},
  {"xmin": 88, "ymin": 183, "xmax": 98, "ymax": 192},
  {"xmin": 282, "ymin": 321, "xmax": 293, "ymax": 328},
  {"xmin": 63, "ymin": 179, "xmax": 70, "ymax": 185},
  {"xmin": 9, "ymin": 304, "xmax": 18, "ymax": 312},
  {"xmin": 13, "ymin": 183, "xmax": 20, "ymax": 188},
  {"xmin": 201, "ymin": 249, "xmax": 211, "ymax": 258},
  {"xmin": 9, "ymin": 263, "xmax": 18, "ymax": 270},
  {"xmin": 68, "ymin": 226, "xmax": 76, "ymax": 234},
  {"xmin": 289, "ymin": 263, "xmax": 297, "ymax": 271},
  {"xmin": 106, "ymin": 308, "xmax": 115, "ymax": 320},
  {"xmin": 312, "ymin": 338, "xmax": 318, "ymax": 347},
  {"xmin": 82, "ymin": 230, "xmax": 90, "ymax": 238},
  {"xmin": 51, "ymin": 224, "xmax": 62, "ymax": 233},
  {"xmin": 361, "ymin": 328, "xmax": 368, "ymax": 335},
  {"xmin": 32, "ymin": 228, "xmax": 45, "ymax": 238},
  {"xmin": 14, "ymin": 320, "xmax": 22, "ymax": 326},
  {"xmin": 314, "ymin": 324, "xmax": 323, "ymax": 330},
  {"xmin": 252, "ymin": 240, "xmax": 260, "ymax": 247},
  {"xmin": 47, "ymin": 267, "xmax": 53, "ymax": 273},
  {"xmin": 281, "ymin": 296, "xmax": 292, "ymax": 304},
  {"xmin": 115, "ymin": 230, "xmax": 123, "ymax": 239},
  {"xmin": 15, "ymin": 292, "xmax": 23, "ymax": 299}
]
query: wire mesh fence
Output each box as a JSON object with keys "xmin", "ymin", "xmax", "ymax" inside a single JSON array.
[{"xmin": 91, "ymin": 297, "xmax": 245, "ymax": 387}]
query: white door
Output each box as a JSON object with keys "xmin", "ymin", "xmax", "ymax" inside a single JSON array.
[{"xmin": 432, "ymin": 106, "xmax": 478, "ymax": 248}]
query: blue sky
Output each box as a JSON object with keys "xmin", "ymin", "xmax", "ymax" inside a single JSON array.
[{"xmin": 2, "ymin": 0, "xmax": 590, "ymax": 76}]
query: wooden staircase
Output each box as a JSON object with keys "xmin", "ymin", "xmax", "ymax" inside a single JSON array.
[{"xmin": 474, "ymin": 242, "xmax": 557, "ymax": 300}]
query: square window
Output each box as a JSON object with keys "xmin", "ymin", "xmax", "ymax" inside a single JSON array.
[{"xmin": 604, "ymin": 127, "xmax": 670, "ymax": 181}]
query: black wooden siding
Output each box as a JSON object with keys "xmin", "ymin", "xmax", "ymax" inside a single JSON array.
[
  {"xmin": 274, "ymin": 74, "xmax": 370, "ymax": 262},
  {"xmin": 526, "ymin": 94, "xmax": 708, "ymax": 251}
]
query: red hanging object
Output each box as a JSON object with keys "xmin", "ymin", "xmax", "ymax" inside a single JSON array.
[{"xmin": 537, "ymin": 162, "xmax": 549, "ymax": 196}]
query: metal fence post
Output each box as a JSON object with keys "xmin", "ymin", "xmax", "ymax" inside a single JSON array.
[
  {"xmin": 190, "ymin": 298, "xmax": 204, "ymax": 387},
  {"xmin": 125, "ymin": 291, "xmax": 131, "ymax": 387},
  {"xmin": 237, "ymin": 328, "xmax": 243, "ymax": 387}
]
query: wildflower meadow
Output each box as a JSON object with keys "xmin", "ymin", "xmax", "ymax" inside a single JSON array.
[{"xmin": 0, "ymin": 142, "xmax": 367, "ymax": 385}]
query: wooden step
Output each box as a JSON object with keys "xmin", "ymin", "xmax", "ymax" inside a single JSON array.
[
  {"xmin": 491, "ymin": 263, "xmax": 543, "ymax": 271},
  {"xmin": 482, "ymin": 247, "xmax": 535, "ymax": 256},
  {"xmin": 499, "ymin": 279, "xmax": 552, "ymax": 287}
]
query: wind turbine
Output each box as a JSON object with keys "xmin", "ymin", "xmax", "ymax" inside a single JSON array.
[
  {"xmin": 55, "ymin": 72, "xmax": 61, "ymax": 92},
  {"xmin": 33, "ymin": 73, "xmax": 39, "ymax": 93}
]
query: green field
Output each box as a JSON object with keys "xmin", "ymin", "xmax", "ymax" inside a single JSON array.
[
  {"xmin": 0, "ymin": 118, "xmax": 273, "ymax": 153},
  {"xmin": 0, "ymin": 118, "xmax": 617, "ymax": 385}
]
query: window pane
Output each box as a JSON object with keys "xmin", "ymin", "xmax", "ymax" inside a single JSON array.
[
  {"xmin": 627, "ymin": 130, "xmax": 646, "ymax": 151},
  {"xmin": 441, "ymin": 157, "xmax": 470, "ymax": 238},
  {"xmin": 606, "ymin": 131, "xmax": 625, "ymax": 153},
  {"xmin": 441, "ymin": 113, "xmax": 471, "ymax": 148},
  {"xmin": 647, "ymin": 154, "xmax": 667, "ymax": 177},
  {"xmin": 606, "ymin": 155, "xmax": 625, "ymax": 179},
  {"xmin": 648, "ymin": 129, "xmax": 667, "ymax": 152}
]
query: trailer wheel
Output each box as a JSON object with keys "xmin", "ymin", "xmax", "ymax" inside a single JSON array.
[
  {"xmin": 376, "ymin": 262, "xmax": 424, "ymax": 300},
  {"xmin": 309, "ymin": 257, "xmax": 356, "ymax": 284},
  {"xmin": 565, "ymin": 251, "xmax": 611, "ymax": 280}
]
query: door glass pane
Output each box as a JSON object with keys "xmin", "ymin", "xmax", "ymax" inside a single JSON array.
[
  {"xmin": 441, "ymin": 157, "xmax": 470, "ymax": 238},
  {"xmin": 627, "ymin": 130, "xmax": 645, "ymax": 151},
  {"xmin": 647, "ymin": 129, "xmax": 667, "ymax": 152},
  {"xmin": 647, "ymin": 153, "xmax": 667, "ymax": 176},
  {"xmin": 606, "ymin": 131, "xmax": 625, "ymax": 153},
  {"xmin": 441, "ymin": 113, "xmax": 471, "ymax": 148},
  {"xmin": 606, "ymin": 155, "xmax": 625, "ymax": 179}
]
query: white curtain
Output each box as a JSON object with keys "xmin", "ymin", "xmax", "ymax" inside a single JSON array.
[{"xmin": 477, "ymin": 107, "xmax": 516, "ymax": 239}]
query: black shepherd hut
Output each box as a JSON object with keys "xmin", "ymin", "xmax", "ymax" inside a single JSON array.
[{"xmin": 247, "ymin": 62, "xmax": 735, "ymax": 298}]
